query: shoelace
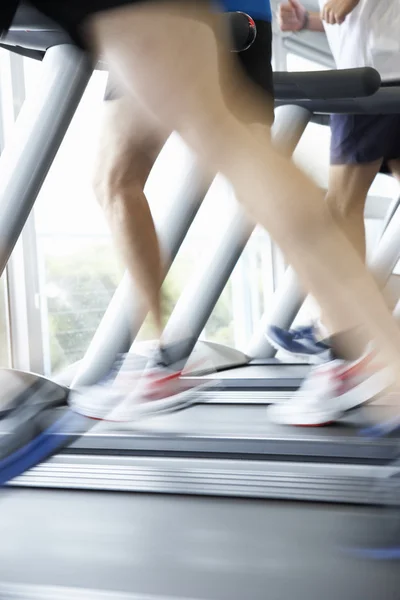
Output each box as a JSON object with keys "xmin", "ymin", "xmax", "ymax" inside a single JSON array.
[
  {"xmin": 150, "ymin": 341, "xmax": 192, "ymax": 373},
  {"xmin": 99, "ymin": 339, "xmax": 194, "ymax": 384},
  {"xmin": 290, "ymin": 326, "xmax": 316, "ymax": 340},
  {"xmin": 98, "ymin": 353, "xmax": 147, "ymax": 385},
  {"xmin": 291, "ymin": 325, "xmax": 332, "ymax": 351}
]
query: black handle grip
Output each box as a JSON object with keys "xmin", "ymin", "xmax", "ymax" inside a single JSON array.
[
  {"xmin": 6, "ymin": 5, "xmax": 257, "ymax": 56},
  {"xmin": 8, "ymin": 2, "xmax": 57, "ymax": 30},
  {"xmin": 3, "ymin": 1, "xmax": 70, "ymax": 53},
  {"xmin": 274, "ymin": 67, "xmax": 381, "ymax": 101}
]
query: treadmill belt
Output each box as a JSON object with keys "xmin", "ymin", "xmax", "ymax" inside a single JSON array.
[
  {"xmin": 1, "ymin": 488, "xmax": 399, "ymax": 600},
  {"xmin": 68, "ymin": 403, "xmax": 399, "ymax": 463}
]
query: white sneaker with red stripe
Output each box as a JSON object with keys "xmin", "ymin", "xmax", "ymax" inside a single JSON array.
[
  {"xmin": 267, "ymin": 351, "xmax": 393, "ymax": 426},
  {"xmin": 69, "ymin": 344, "xmax": 210, "ymax": 422}
]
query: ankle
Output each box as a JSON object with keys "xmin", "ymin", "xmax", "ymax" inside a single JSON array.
[{"xmin": 329, "ymin": 328, "xmax": 367, "ymax": 362}]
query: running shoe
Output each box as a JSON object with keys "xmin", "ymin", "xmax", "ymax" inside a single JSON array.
[
  {"xmin": 266, "ymin": 324, "xmax": 332, "ymax": 363},
  {"xmin": 69, "ymin": 341, "xmax": 211, "ymax": 422},
  {"xmin": 267, "ymin": 350, "xmax": 393, "ymax": 426}
]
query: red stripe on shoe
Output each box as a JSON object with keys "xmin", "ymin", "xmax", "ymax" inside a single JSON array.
[
  {"xmin": 147, "ymin": 357, "xmax": 208, "ymax": 387},
  {"xmin": 147, "ymin": 369, "xmax": 183, "ymax": 387},
  {"xmin": 312, "ymin": 353, "xmax": 377, "ymax": 382},
  {"xmin": 338, "ymin": 352, "xmax": 376, "ymax": 381}
]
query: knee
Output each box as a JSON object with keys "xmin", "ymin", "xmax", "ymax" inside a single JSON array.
[
  {"xmin": 326, "ymin": 193, "xmax": 344, "ymax": 221},
  {"xmin": 326, "ymin": 185, "xmax": 368, "ymax": 219},
  {"xmin": 326, "ymin": 192, "xmax": 363, "ymax": 221},
  {"xmin": 93, "ymin": 148, "xmax": 153, "ymax": 211}
]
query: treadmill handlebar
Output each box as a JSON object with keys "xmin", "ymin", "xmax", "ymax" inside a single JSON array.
[
  {"xmin": 7, "ymin": 3, "xmax": 57, "ymax": 31},
  {"xmin": 273, "ymin": 67, "xmax": 381, "ymax": 101},
  {"xmin": 3, "ymin": 3, "xmax": 393, "ymax": 113},
  {"xmin": 277, "ymin": 84, "xmax": 400, "ymax": 115},
  {"xmin": 2, "ymin": 4, "xmax": 70, "ymax": 53},
  {"xmin": 6, "ymin": 7, "xmax": 255, "ymax": 53}
]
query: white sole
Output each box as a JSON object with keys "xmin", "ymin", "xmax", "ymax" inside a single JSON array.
[
  {"xmin": 268, "ymin": 368, "xmax": 392, "ymax": 427},
  {"xmin": 337, "ymin": 367, "xmax": 392, "ymax": 413},
  {"xmin": 267, "ymin": 405, "xmax": 342, "ymax": 426},
  {"xmin": 265, "ymin": 334, "xmax": 330, "ymax": 365},
  {"xmin": 69, "ymin": 380, "xmax": 214, "ymax": 423}
]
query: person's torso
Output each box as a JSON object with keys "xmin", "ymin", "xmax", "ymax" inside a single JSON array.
[
  {"xmin": 221, "ymin": 0, "xmax": 271, "ymax": 21},
  {"xmin": 319, "ymin": 0, "xmax": 400, "ymax": 81}
]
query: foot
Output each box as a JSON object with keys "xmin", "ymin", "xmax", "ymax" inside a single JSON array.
[
  {"xmin": 69, "ymin": 343, "xmax": 209, "ymax": 422},
  {"xmin": 266, "ymin": 324, "xmax": 332, "ymax": 364},
  {"xmin": 267, "ymin": 351, "xmax": 392, "ymax": 426}
]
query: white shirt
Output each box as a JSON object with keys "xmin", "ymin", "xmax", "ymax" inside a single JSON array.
[{"xmin": 319, "ymin": 0, "xmax": 400, "ymax": 81}]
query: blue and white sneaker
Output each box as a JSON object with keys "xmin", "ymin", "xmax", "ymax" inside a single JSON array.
[{"xmin": 266, "ymin": 324, "xmax": 332, "ymax": 364}]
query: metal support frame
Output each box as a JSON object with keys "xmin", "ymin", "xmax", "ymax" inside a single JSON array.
[
  {"xmin": 0, "ymin": 44, "xmax": 91, "ymax": 371},
  {"xmin": 0, "ymin": 50, "xmax": 12, "ymax": 366},
  {"xmin": 247, "ymin": 265, "xmax": 305, "ymax": 358},
  {"xmin": 0, "ymin": 44, "xmax": 92, "ymax": 276},
  {"xmin": 71, "ymin": 161, "xmax": 213, "ymax": 387},
  {"xmin": 161, "ymin": 105, "xmax": 312, "ymax": 362},
  {"xmin": 0, "ymin": 57, "xmax": 6, "ymax": 153},
  {"xmin": 369, "ymin": 202, "xmax": 400, "ymax": 286},
  {"xmin": 381, "ymin": 195, "xmax": 400, "ymax": 235},
  {"xmin": 5, "ymin": 51, "xmax": 33, "ymax": 372},
  {"xmin": 2, "ymin": 52, "xmax": 53, "ymax": 373}
]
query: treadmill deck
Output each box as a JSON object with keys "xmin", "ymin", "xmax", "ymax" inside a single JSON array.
[
  {"xmin": 1, "ymin": 489, "xmax": 399, "ymax": 600},
  {"xmin": 8, "ymin": 400, "xmax": 398, "ymax": 506}
]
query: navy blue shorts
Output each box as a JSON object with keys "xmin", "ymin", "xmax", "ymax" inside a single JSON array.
[{"xmin": 330, "ymin": 114, "xmax": 400, "ymax": 174}]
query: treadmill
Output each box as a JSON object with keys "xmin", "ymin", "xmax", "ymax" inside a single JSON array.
[
  {"xmin": 1, "ymin": 5, "xmax": 400, "ymax": 600},
  {"xmin": 1, "ymin": 3, "xmax": 400, "ymax": 504}
]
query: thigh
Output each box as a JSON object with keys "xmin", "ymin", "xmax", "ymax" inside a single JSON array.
[
  {"xmin": 101, "ymin": 11, "xmax": 273, "ymax": 117},
  {"xmin": 86, "ymin": 3, "xmax": 258, "ymax": 137},
  {"xmin": 31, "ymin": 0, "xmax": 212, "ymax": 49},
  {"xmin": 32, "ymin": 1, "xmax": 267, "ymax": 138}
]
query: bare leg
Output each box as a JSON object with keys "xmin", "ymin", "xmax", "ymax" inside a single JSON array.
[
  {"xmin": 93, "ymin": 97, "xmax": 167, "ymax": 335},
  {"xmin": 85, "ymin": 2, "xmax": 400, "ymax": 388},
  {"xmin": 388, "ymin": 158, "xmax": 400, "ymax": 186},
  {"xmin": 314, "ymin": 161, "xmax": 381, "ymax": 335},
  {"xmin": 327, "ymin": 161, "xmax": 382, "ymax": 261}
]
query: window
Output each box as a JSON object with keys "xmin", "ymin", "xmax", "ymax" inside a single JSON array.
[
  {"xmin": 23, "ymin": 59, "xmax": 122, "ymax": 375},
  {"xmin": 287, "ymin": 53, "xmax": 329, "ymax": 73}
]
